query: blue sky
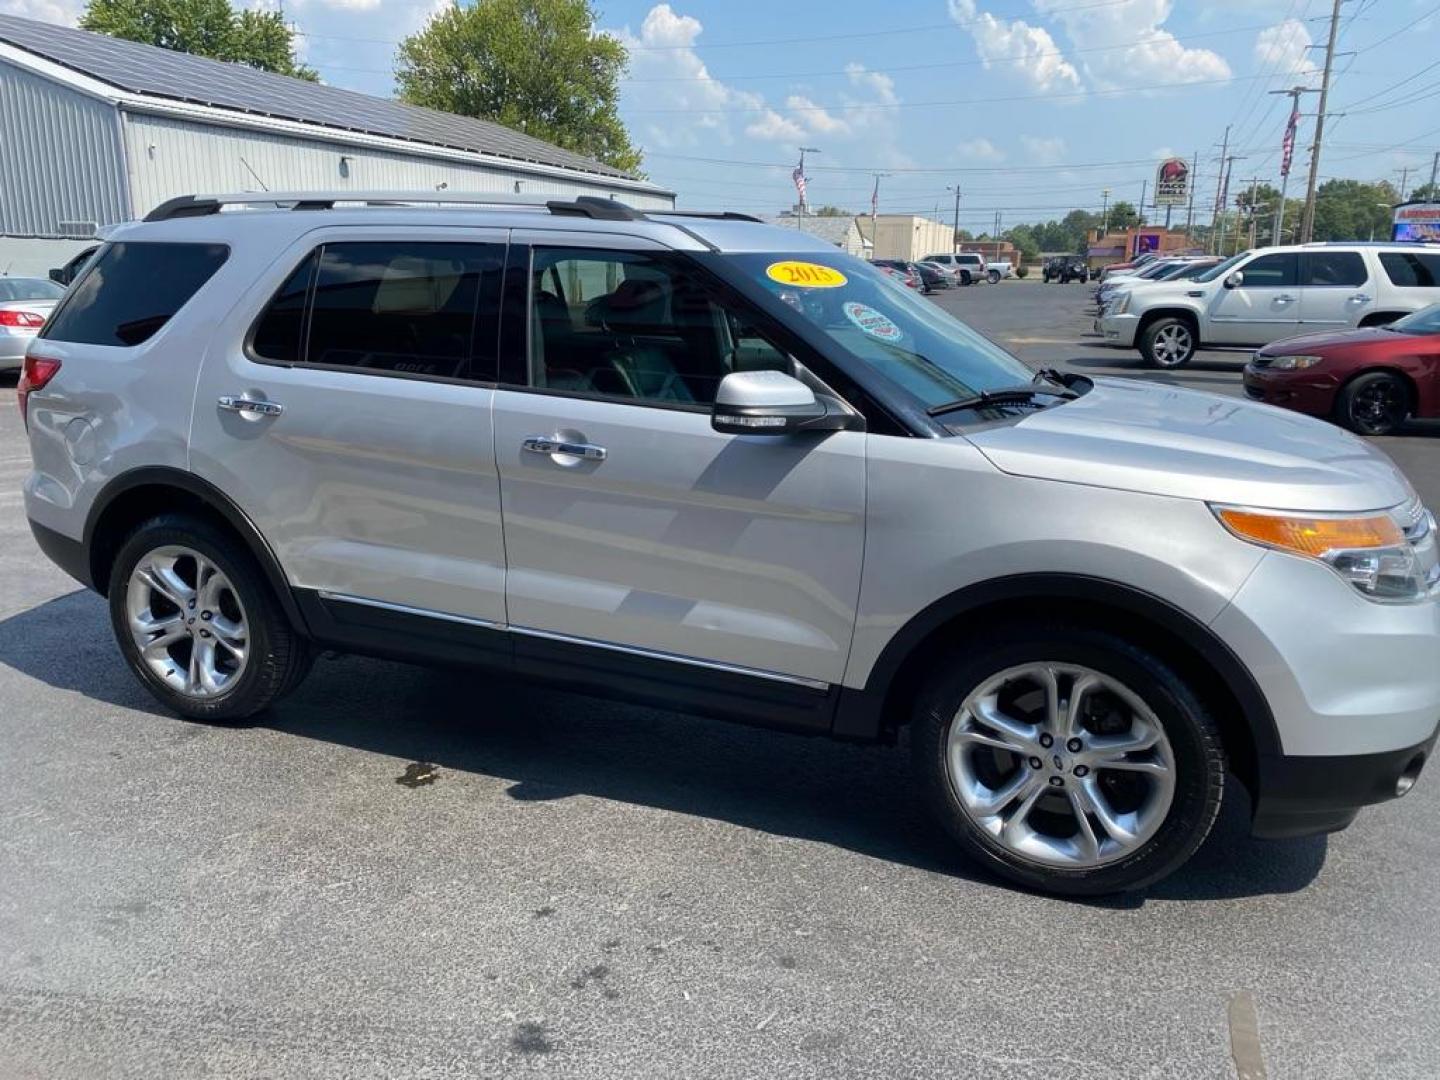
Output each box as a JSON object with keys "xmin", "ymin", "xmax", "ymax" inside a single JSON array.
[{"xmin": 6, "ymin": 0, "xmax": 1438, "ymax": 226}]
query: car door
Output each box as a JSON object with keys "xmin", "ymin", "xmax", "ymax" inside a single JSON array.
[
  {"xmin": 1299, "ymin": 250, "xmax": 1373, "ymax": 331},
  {"xmin": 190, "ymin": 226, "xmax": 510, "ymax": 629},
  {"xmin": 490, "ymin": 235, "xmax": 866, "ymax": 694},
  {"xmin": 1207, "ymin": 252, "xmax": 1301, "ymax": 344}
]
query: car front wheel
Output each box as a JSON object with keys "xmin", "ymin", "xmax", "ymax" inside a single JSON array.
[
  {"xmin": 1336, "ymin": 371, "xmax": 1411, "ymax": 436},
  {"xmin": 1140, "ymin": 317, "xmax": 1196, "ymax": 367},
  {"xmin": 108, "ymin": 514, "xmax": 312, "ymax": 723},
  {"xmin": 911, "ymin": 623, "xmax": 1224, "ymax": 895}
]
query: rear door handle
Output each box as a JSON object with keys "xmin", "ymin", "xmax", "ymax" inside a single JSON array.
[
  {"xmin": 522, "ymin": 436, "xmax": 607, "ymax": 461},
  {"xmin": 218, "ymin": 394, "xmax": 284, "ymax": 417},
  {"xmin": 1350, "ymin": 293, "xmax": 1373, "ymax": 303},
  {"xmin": 1275, "ymin": 294, "xmax": 1296, "ymax": 303}
]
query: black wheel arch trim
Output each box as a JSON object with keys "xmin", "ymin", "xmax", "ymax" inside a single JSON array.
[
  {"xmin": 833, "ymin": 572, "xmax": 1281, "ymax": 760},
  {"xmin": 82, "ymin": 466, "xmax": 311, "ymax": 635}
]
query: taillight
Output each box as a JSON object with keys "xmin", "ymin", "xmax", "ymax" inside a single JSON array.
[
  {"xmin": 0, "ymin": 310, "xmax": 46, "ymax": 328},
  {"xmin": 17, "ymin": 354, "xmax": 61, "ymax": 431}
]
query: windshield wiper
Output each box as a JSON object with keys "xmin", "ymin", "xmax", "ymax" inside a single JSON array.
[{"xmin": 926, "ymin": 381, "xmax": 1077, "ymax": 418}]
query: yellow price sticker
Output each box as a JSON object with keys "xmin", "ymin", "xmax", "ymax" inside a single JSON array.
[{"xmin": 765, "ymin": 261, "xmax": 848, "ymax": 288}]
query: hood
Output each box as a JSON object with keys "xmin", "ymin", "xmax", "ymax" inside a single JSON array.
[
  {"xmin": 1257, "ymin": 326, "xmax": 1406, "ymax": 354},
  {"xmin": 964, "ymin": 378, "xmax": 1413, "ymax": 512}
]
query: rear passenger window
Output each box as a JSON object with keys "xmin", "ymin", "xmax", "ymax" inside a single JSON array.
[
  {"xmin": 1380, "ymin": 252, "xmax": 1440, "ymax": 288},
  {"xmin": 42, "ymin": 242, "xmax": 228, "ymax": 347},
  {"xmin": 250, "ymin": 241, "xmax": 504, "ymax": 380},
  {"xmin": 1302, "ymin": 251, "xmax": 1367, "ymax": 287}
]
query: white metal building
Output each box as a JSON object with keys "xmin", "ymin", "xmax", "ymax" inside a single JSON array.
[{"xmin": 0, "ymin": 14, "xmax": 674, "ymax": 271}]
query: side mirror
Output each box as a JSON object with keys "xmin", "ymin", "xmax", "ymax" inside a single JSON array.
[
  {"xmin": 711, "ymin": 370, "xmax": 854, "ymax": 436},
  {"xmin": 1224, "ymin": 270, "xmax": 1244, "ymax": 289},
  {"xmin": 48, "ymin": 268, "xmax": 66, "ymax": 284}
]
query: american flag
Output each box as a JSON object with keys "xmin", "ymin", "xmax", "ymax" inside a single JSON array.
[
  {"xmin": 1280, "ymin": 99, "xmax": 1300, "ymax": 178},
  {"xmin": 793, "ymin": 158, "xmax": 807, "ymax": 208}
]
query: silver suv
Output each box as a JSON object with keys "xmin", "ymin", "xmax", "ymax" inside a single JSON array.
[
  {"xmin": 922, "ymin": 252, "xmax": 994, "ymax": 285},
  {"xmin": 20, "ymin": 192, "xmax": 1440, "ymax": 896},
  {"xmin": 1100, "ymin": 242, "xmax": 1440, "ymax": 367}
]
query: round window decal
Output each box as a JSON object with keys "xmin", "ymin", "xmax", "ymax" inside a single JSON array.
[
  {"xmin": 765, "ymin": 261, "xmax": 848, "ymax": 288},
  {"xmin": 843, "ymin": 301, "xmax": 902, "ymax": 342}
]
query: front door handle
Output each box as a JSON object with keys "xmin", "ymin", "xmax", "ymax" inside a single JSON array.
[
  {"xmin": 1350, "ymin": 293, "xmax": 1373, "ymax": 303},
  {"xmin": 1274, "ymin": 294, "xmax": 1296, "ymax": 303},
  {"xmin": 522, "ymin": 435, "xmax": 607, "ymax": 461},
  {"xmin": 218, "ymin": 394, "xmax": 284, "ymax": 418}
]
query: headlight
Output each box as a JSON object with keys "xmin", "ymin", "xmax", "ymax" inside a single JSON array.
[
  {"xmin": 1265, "ymin": 354, "xmax": 1324, "ymax": 370},
  {"xmin": 1213, "ymin": 502, "xmax": 1439, "ymax": 603},
  {"xmin": 1112, "ymin": 292, "xmax": 1130, "ymax": 315}
]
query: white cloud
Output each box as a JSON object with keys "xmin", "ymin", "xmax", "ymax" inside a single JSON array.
[
  {"xmin": 845, "ymin": 62, "xmax": 900, "ymax": 106},
  {"xmin": 784, "ymin": 95, "xmax": 849, "ymax": 136},
  {"xmin": 957, "ymin": 137, "xmax": 1006, "ymax": 162},
  {"xmin": 1021, "ymin": 135, "xmax": 1066, "ymax": 163},
  {"xmin": 948, "ymin": 0, "xmax": 1082, "ymax": 94},
  {"xmin": 1254, "ymin": 19, "xmax": 1313, "ymax": 79},
  {"xmin": 1033, "ymin": 0, "xmax": 1231, "ymax": 89},
  {"xmin": 0, "ymin": 0, "xmax": 82, "ymax": 24}
]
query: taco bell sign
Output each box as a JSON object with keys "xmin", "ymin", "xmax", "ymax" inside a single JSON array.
[{"xmin": 1155, "ymin": 158, "xmax": 1189, "ymax": 206}]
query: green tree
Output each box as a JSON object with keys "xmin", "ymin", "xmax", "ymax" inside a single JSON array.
[
  {"xmin": 81, "ymin": 0, "xmax": 315, "ymax": 79},
  {"xmin": 1310, "ymin": 179, "xmax": 1398, "ymax": 242},
  {"xmin": 1104, "ymin": 201, "xmax": 1140, "ymax": 232},
  {"xmin": 396, "ymin": 0, "xmax": 642, "ymax": 175},
  {"xmin": 1004, "ymin": 223, "xmax": 1039, "ymax": 261},
  {"xmin": 1408, "ymin": 182, "xmax": 1440, "ymax": 203}
]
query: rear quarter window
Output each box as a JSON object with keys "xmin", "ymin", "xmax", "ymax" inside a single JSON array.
[
  {"xmin": 1379, "ymin": 252, "xmax": 1440, "ymax": 288},
  {"xmin": 42, "ymin": 241, "xmax": 229, "ymax": 347}
]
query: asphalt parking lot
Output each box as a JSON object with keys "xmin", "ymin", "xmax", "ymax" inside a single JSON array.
[{"xmin": 3, "ymin": 284, "xmax": 1439, "ymax": 1079}]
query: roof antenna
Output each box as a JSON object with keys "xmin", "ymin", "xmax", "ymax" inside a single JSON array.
[{"xmin": 239, "ymin": 156, "xmax": 270, "ymax": 192}]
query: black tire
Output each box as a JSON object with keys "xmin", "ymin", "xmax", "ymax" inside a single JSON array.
[
  {"xmin": 108, "ymin": 513, "xmax": 311, "ymax": 724},
  {"xmin": 1139, "ymin": 315, "xmax": 1197, "ymax": 368},
  {"xmin": 911, "ymin": 623, "xmax": 1225, "ymax": 896},
  {"xmin": 960, "ymin": 270, "xmax": 973, "ymax": 286},
  {"xmin": 1335, "ymin": 371, "xmax": 1411, "ymax": 436}
]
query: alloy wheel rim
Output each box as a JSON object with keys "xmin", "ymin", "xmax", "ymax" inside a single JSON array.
[
  {"xmin": 945, "ymin": 663, "xmax": 1177, "ymax": 869},
  {"xmin": 1353, "ymin": 381, "xmax": 1404, "ymax": 429},
  {"xmin": 125, "ymin": 545, "xmax": 249, "ymax": 698},
  {"xmin": 1154, "ymin": 325, "xmax": 1191, "ymax": 366}
]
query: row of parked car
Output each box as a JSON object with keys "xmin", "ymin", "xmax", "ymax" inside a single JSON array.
[
  {"xmin": 869, "ymin": 252, "xmax": 1015, "ymax": 292},
  {"xmin": 1093, "ymin": 242, "xmax": 1440, "ymax": 435}
]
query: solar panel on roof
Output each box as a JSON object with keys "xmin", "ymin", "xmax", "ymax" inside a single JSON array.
[{"xmin": 0, "ymin": 12, "xmax": 642, "ymax": 183}]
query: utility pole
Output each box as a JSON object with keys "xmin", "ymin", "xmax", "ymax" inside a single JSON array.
[
  {"xmin": 1140, "ymin": 179, "xmax": 1148, "ymax": 227},
  {"xmin": 1211, "ymin": 124, "xmax": 1230, "ymax": 254},
  {"xmin": 1430, "ymin": 151, "xmax": 1439, "ymax": 196},
  {"xmin": 1101, "ymin": 188, "xmax": 1112, "ymax": 235},
  {"xmin": 1215, "ymin": 154, "xmax": 1244, "ymax": 256},
  {"xmin": 1397, "ymin": 166, "xmax": 1411, "ymax": 202},
  {"xmin": 796, "ymin": 146, "xmax": 820, "ymax": 232},
  {"xmin": 1184, "ymin": 151, "xmax": 1198, "ymax": 237},
  {"xmin": 869, "ymin": 172, "xmax": 890, "ymax": 258},
  {"xmin": 1300, "ymin": 0, "xmax": 1344, "ymax": 243},
  {"xmin": 1245, "ymin": 176, "xmax": 1260, "ymax": 248},
  {"xmin": 947, "ymin": 184, "xmax": 961, "ymax": 253}
]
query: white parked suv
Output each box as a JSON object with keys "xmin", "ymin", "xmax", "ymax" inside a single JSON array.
[
  {"xmin": 922, "ymin": 251, "xmax": 996, "ymax": 285},
  {"xmin": 1100, "ymin": 243, "xmax": 1440, "ymax": 367},
  {"xmin": 19, "ymin": 192, "xmax": 1440, "ymax": 896}
]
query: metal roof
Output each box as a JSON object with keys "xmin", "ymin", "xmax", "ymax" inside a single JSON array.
[{"xmin": 0, "ymin": 13, "xmax": 652, "ymax": 186}]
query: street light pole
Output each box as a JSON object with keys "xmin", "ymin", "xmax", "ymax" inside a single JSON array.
[{"xmin": 947, "ymin": 184, "xmax": 962, "ymax": 253}]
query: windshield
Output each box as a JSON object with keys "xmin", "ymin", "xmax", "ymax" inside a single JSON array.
[
  {"xmin": 0, "ymin": 278, "xmax": 64, "ymax": 301},
  {"xmin": 724, "ymin": 251, "xmax": 1033, "ymax": 408},
  {"xmin": 1387, "ymin": 302, "xmax": 1440, "ymax": 335},
  {"xmin": 1192, "ymin": 252, "xmax": 1248, "ymax": 283}
]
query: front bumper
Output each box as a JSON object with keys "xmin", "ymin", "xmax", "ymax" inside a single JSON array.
[
  {"xmin": 1252, "ymin": 732, "xmax": 1436, "ymax": 839},
  {"xmin": 1242, "ymin": 362, "xmax": 1341, "ymax": 416},
  {"xmin": 1097, "ymin": 312, "xmax": 1140, "ymax": 347}
]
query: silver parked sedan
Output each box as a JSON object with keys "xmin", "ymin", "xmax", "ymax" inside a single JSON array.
[{"xmin": 0, "ymin": 277, "xmax": 65, "ymax": 371}]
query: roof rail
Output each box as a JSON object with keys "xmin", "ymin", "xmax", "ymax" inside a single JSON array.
[
  {"xmin": 143, "ymin": 191, "xmax": 645, "ymax": 223},
  {"xmin": 651, "ymin": 209, "xmax": 764, "ymax": 223}
]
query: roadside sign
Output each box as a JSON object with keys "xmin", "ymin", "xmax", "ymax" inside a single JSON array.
[{"xmin": 1155, "ymin": 158, "xmax": 1189, "ymax": 206}]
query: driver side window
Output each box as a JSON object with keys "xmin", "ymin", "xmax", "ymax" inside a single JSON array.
[{"xmin": 524, "ymin": 248, "xmax": 792, "ymax": 406}]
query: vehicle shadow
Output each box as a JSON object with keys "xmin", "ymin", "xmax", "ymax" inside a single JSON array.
[{"xmin": 0, "ymin": 589, "xmax": 1327, "ymax": 904}]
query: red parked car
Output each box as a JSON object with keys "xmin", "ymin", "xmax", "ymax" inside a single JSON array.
[{"xmin": 1244, "ymin": 303, "xmax": 1440, "ymax": 436}]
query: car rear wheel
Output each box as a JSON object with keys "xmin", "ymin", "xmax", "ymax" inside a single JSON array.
[
  {"xmin": 109, "ymin": 514, "xmax": 312, "ymax": 723},
  {"xmin": 1140, "ymin": 317, "xmax": 1196, "ymax": 368},
  {"xmin": 911, "ymin": 624, "xmax": 1224, "ymax": 895},
  {"xmin": 959, "ymin": 270, "xmax": 973, "ymax": 286},
  {"xmin": 1337, "ymin": 371, "xmax": 1411, "ymax": 436},
  {"xmin": 987, "ymin": 269, "xmax": 1002, "ymax": 284}
]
